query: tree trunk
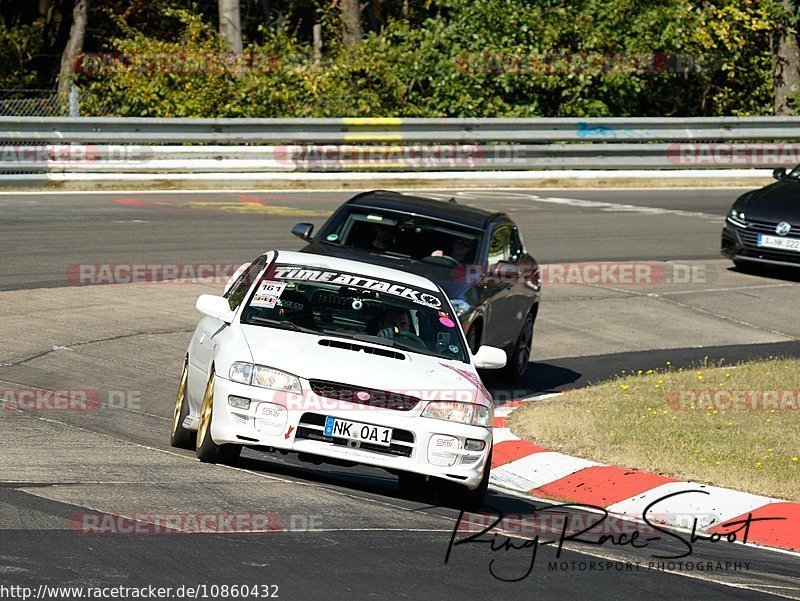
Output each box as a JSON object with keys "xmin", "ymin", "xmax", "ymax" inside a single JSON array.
[
  {"xmin": 219, "ymin": 0, "xmax": 243, "ymax": 53},
  {"xmin": 341, "ymin": 0, "xmax": 362, "ymax": 46},
  {"xmin": 57, "ymin": 0, "xmax": 89, "ymax": 100},
  {"xmin": 773, "ymin": 0, "xmax": 800, "ymax": 115}
]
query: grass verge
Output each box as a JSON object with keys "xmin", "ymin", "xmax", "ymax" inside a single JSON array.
[{"xmin": 509, "ymin": 357, "xmax": 800, "ymax": 502}]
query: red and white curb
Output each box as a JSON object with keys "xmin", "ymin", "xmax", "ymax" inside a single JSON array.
[{"xmin": 489, "ymin": 396, "xmax": 800, "ymax": 552}]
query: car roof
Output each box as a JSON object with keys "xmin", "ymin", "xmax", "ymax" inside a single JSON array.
[
  {"xmin": 345, "ymin": 190, "xmax": 506, "ymax": 229},
  {"xmin": 270, "ymin": 250, "xmax": 440, "ymax": 292}
]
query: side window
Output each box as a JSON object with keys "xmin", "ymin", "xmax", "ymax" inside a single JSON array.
[
  {"xmin": 488, "ymin": 227, "xmax": 511, "ymax": 265},
  {"xmin": 225, "ymin": 256, "xmax": 268, "ymax": 310},
  {"xmin": 509, "ymin": 228, "xmax": 524, "ymax": 262}
]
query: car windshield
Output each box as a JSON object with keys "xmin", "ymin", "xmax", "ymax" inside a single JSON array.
[
  {"xmin": 241, "ymin": 263, "xmax": 468, "ymax": 362},
  {"xmin": 318, "ymin": 208, "xmax": 481, "ymax": 264}
]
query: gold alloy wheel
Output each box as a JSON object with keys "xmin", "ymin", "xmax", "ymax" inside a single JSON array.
[
  {"xmin": 196, "ymin": 371, "xmax": 215, "ymax": 448},
  {"xmin": 172, "ymin": 363, "xmax": 189, "ymax": 437}
]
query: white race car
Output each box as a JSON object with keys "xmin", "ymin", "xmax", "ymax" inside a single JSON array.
[{"xmin": 171, "ymin": 250, "xmax": 506, "ymax": 508}]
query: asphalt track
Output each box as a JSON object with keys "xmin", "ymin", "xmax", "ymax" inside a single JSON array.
[{"xmin": 1, "ymin": 187, "xmax": 799, "ymax": 600}]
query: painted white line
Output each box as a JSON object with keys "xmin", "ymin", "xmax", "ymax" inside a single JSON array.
[
  {"xmin": 490, "ymin": 452, "xmax": 599, "ymax": 492},
  {"xmin": 0, "ymin": 185, "xmax": 759, "ymax": 195},
  {"xmin": 606, "ymin": 481, "xmax": 781, "ymax": 529},
  {"xmin": 491, "ymin": 428, "xmax": 520, "ymax": 445},
  {"xmin": 531, "ymin": 195, "xmax": 723, "ymax": 220}
]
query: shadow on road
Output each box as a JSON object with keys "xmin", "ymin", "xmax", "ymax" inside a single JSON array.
[{"xmin": 484, "ymin": 362, "xmax": 582, "ymax": 403}]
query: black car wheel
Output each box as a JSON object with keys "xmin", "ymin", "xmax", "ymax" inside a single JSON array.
[
  {"xmin": 196, "ymin": 369, "xmax": 242, "ymax": 464},
  {"xmin": 170, "ymin": 358, "xmax": 194, "ymax": 449},
  {"xmin": 502, "ymin": 310, "xmax": 534, "ymax": 382},
  {"xmin": 437, "ymin": 448, "xmax": 492, "ymax": 510},
  {"xmin": 465, "ymin": 322, "xmax": 481, "ymax": 355}
]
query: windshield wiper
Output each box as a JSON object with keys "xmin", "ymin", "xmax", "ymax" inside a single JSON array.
[
  {"xmin": 320, "ymin": 329, "xmax": 393, "ymax": 345},
  {"xmin": 247, "ymin": 316, "xmax": 316, "ymax": 334}
]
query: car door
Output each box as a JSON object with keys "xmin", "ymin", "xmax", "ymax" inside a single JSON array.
[
  {"xmin": 507, "ymin": 226, "xmax": 538, "ymax": 321},
  {"xmin": 481, "ymin": 224, "xmax": 520, "ymax": 349}
]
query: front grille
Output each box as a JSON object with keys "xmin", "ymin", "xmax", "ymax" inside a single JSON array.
[
  {"xmin": 308, "ymin": 379, "xmax": 420, "ymax": 411},
  {"xmin": 747, "ymin": 218, "xmax": 800, "ymax": 236},
  {"xmin": 296, "ymin": 412, "xmax": 414, "ymax": 457}
]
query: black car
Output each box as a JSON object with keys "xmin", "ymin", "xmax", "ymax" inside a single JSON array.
[
  {"xmin": 291, "ymin": 190, "xmax": 542, "ymax": 381},
  {"xmin": 722, "ymin": 167, "xmax": 800, "ymax": 269}
]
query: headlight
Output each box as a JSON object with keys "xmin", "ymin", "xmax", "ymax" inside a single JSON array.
[
  {"xmin": 727, "ymin": 209, "xmax": 747, "ymax": 228},
  {"xmin": 451, "ymin": 299, "xmax": 472, "ymax": 318},
  {"xmin": 422, "ymin": 401, "xmax": 493, "ymax": 426},
  {"xmin": 228, "ymin": 362, "xmax": 301, "ymax": 393},
  {"xmin": 229, "ymin": 362, "xmax": 253, "ymax": 384}
]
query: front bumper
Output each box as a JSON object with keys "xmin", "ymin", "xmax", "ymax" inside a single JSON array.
[
  {"xmin": 209, "ymin": 376, "xmax": 493, "ymax": 489},
  {"xmin": 721, "ymin": 223, "xmax": 800, "ymax": 268}
]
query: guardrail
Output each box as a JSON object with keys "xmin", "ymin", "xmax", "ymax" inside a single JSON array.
[{"xmin": 1, "ymin": 117, "xmax": 798, "ymax": 178}]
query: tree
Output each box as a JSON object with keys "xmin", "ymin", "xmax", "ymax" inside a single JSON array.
[
  {"xmin": 57, "ymin": 0, "xmax": 89, "ymax": 98},
  {"xmin": 218, "ymin": 0, "xmax": 242, "ymax": 52},
  {"xmin": 340, "ymin": 0, "xmax": 362, "ymax": 46},
  {"xmin": 772, "ymin": 0, "xmax": 800, "ymax": 114}
]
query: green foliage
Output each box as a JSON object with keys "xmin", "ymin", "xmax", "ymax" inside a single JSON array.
[
  {"xmin": 0, "ymin": 21, "xmax": 41, "ymax": 89},
  {"xmin": 78, "ymin": 0, "xmax": 783, "ymax": 117}
]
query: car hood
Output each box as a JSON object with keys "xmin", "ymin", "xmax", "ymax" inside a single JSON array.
[
  {"xmin": 300, "ymin": 242, "xmax": 472, "ymax": 300},
  {"xmin": 239, "ymin": 324, "xmax": 483, "ymax": 402},
  {"xmin": 737, "ymin": 180, "xmax": 800, "ymax": 222}
]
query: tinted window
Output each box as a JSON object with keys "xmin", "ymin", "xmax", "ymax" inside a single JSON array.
[
  {"xmin": 509, "ymin": 228, "xmax": 524, "ymax": 261},
  {"xmin": 225, "ymin": 255, "xmax": 268, "ymax": 310},
  {"xmin": 488, "ymin": 227, "xmax": 511, "ymax": 264},
  {"xmin": 318, "ymin": 207, "xmax": 481, "ymax": 263},
  {"xmin": 240, "ymin": 264, "xmax": 468, "ymax": 362}
]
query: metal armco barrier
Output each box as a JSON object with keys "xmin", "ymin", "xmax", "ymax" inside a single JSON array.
[{"xmin": 2, "ymin": 117, "xmax": 800, "ymax": 176}]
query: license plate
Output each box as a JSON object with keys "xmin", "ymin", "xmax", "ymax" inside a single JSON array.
[
  {"xmin": 324, "ymin": 417, "xmax": 392, "ymax": 446},
  {"xmin": 758, "ymin": 234, "xmax": 800, "ymax": 252}
]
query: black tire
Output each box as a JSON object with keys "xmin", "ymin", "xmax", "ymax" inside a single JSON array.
[
  {"xmin": 195, "ymin": 370, "xmax": 219, "ymax": 462},
  {"xmin": 170, "ymin": 359, "xmax": 194, "ymax": 449},
  {"xmin": 501, "ymin": 310, "xmax": 534, "ymax": 382},
  {"xmin": 437, "ymin": 449, "xmax": 492, "ymax": 511},
  {"xmin": 398, "ymin": 472, "xmax": 435, "ymax": 496},
  {"xmin": 195, "ymin": 370, "xmax": 242, "ymax": 464},
  {"xmin": 465, "ymin": 321, "xmax": 481, "ymax": 355},
  {"xmin": 219, "ymin": 443, "xmax": 243, "ymax": 465}
]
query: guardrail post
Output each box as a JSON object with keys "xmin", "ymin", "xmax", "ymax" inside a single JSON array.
[{"xmin": 68, "ymin": 85, "xmax": 80, "ymax": 117}]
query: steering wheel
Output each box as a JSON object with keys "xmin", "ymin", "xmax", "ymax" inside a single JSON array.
[
  {"xmin": 420, "ymin": 254, "xmax": 460, "ymax": 267},
  {"xmin": 393, "ymin": 330, "xmax": 429, "ymax": 351}
]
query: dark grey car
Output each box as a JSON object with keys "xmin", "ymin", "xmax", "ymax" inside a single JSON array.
[{"xmin": 291, "ymin": 190, "xmax": 542, "ymax": 381}]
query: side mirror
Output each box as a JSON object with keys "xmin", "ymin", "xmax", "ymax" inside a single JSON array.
[
  {"xmin": 773, "ymin": 167, "xmax": 787, "ymax": 180},
  {"xmin": 292, "ymin": 222, "xmax": 314, "ymax": 241},
  {"xmin": 483, "ymin": 261, "xmax": 520, "ymax": 286},
  {"xmin": 196, "ymin": 294, "xmax": 235, "ymax": 324},
  {"xmin": 473, "ymin": 345, "xmax": 507, "ymax": 369}
]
